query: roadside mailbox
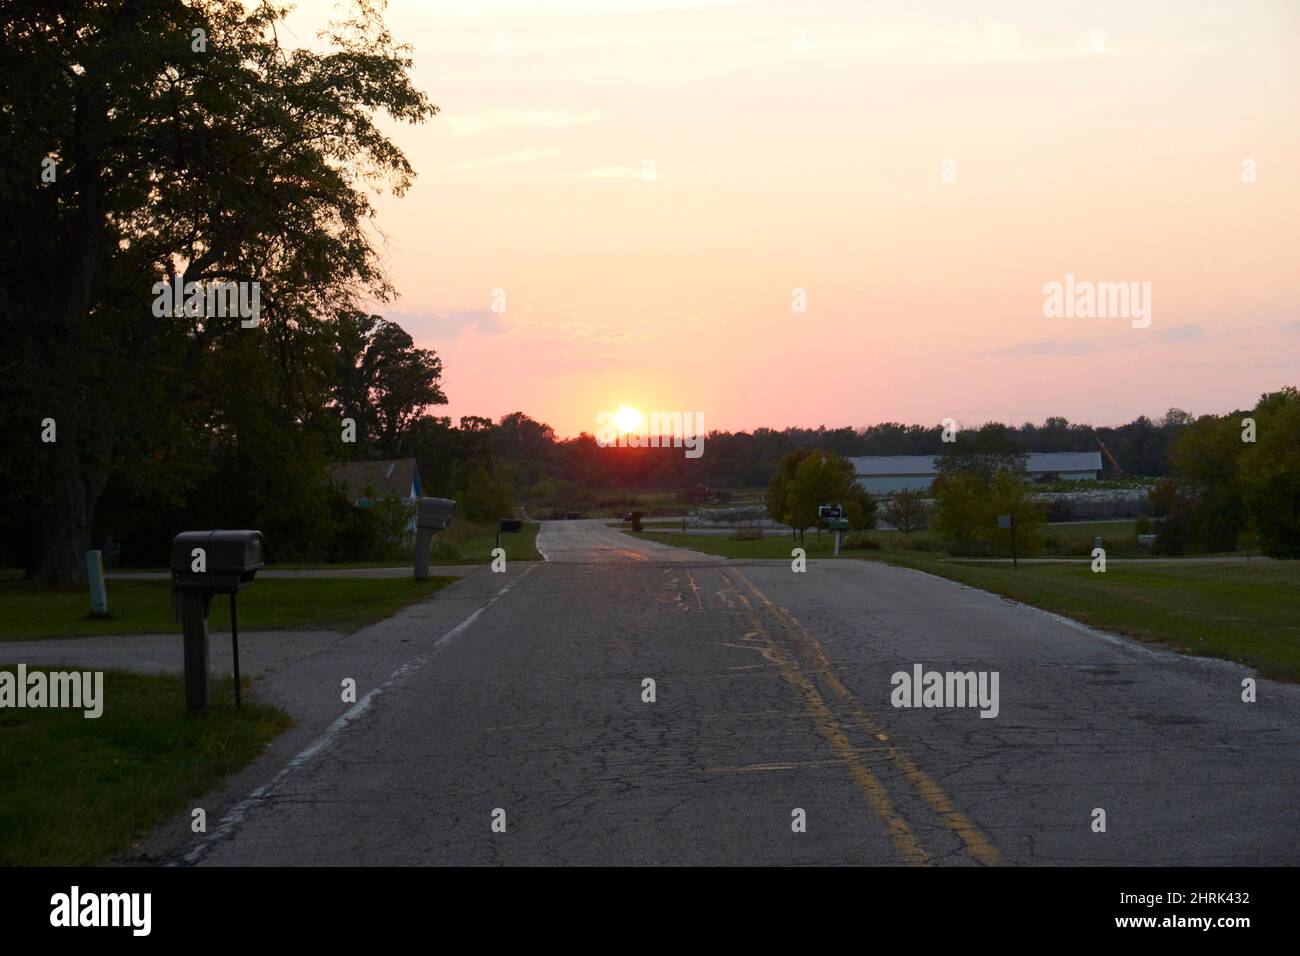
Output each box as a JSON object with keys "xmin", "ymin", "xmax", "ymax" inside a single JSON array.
[
  {"xmin": 414, "ymin": 497, "xmax": 455, "ymax": 579},
  {"xmin": 170, "ymin": 530, "xmax": 264, "ymax": 712},
  {"xmin": 497, "ymin": 518, "xmax": 523, "ymax": 550}
]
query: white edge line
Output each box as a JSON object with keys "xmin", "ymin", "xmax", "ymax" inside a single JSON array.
[{"xmin": 178, "ymin": 562, "xmax": 540, "ymax": 866}]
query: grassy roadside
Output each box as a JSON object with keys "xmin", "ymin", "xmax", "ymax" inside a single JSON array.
[
  {"xmin": 632, "ymin": 529, "xmax": 1300, "ymax": 682},
  {"xmin": 74, "ymin": 521, "xmax": 545, "ymax": 573},
  {"xmin": 428, "ymin": 519, "xmax": 542, "ymax": 564},
  {"xmin": 0, "ymin": 669, "xmax": 290, "ymax": 865},
  {"xmin": 242, "ymin": 520, "xmax": 542, "ymax": 568},
  {"xmin": 0, "ymin": 576, "xmax": 456, "ymax": 641}
]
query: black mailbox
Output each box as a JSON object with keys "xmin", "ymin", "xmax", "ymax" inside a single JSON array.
[
  {"xmin": 170, "ymin": 529, "xmax": 264, "ymax": 713},
  {"xmin": 499, "ymin": 519, "xmax": 523, "ymax": 533},
  {"xmin": 171, "ymin": 530, "xmax": 264, "ymax": 594}
]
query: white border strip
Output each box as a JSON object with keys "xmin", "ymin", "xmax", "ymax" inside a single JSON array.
[{"xmin": 180, "ymin": 563, "xmax": 540, "ymax": 865}]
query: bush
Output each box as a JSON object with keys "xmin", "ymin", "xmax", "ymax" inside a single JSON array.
[
  {"xmin": 1239, "ymin": 388, "xmax": 1300, "ymax": 558},
  {"xmin": 842, "ymin": 532, "xmax": 881, "ymax": 550},
  {"xmin": 881, "ymin": 489, "xmax": 927, "ymax": 534},
  {"xmin": 456, "ymin": 462, "xmax": 516, "ymax": 523},
  {"xmin": 931, "ymin": 471, "xmax": 1045, "ymax": 557},
  {"xmin": 1148, "ymin": 478, "xmax": 1192, "ymax": 555},
  {"xmin": 630, "ymin": 510, "xmax": 643, "ymax": 532}
]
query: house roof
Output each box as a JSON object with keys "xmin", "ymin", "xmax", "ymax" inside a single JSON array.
[
  {"xmin": 330, "ymin": 458, "xmax": 420, "ymax": 500},
  {"xmin": 850, "ymin": 452, "xmax": 1102, "ymax": 477}
]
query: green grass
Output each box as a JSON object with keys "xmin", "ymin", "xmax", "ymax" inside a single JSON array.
[
  {"xmin": 0, "ymin": 668, "xmax": 291, "ymax": 865},
  {"xmin": 635, "ymin": 519, "xmax": 1185, "ymax": 560},
  {"xmin": 428, "ymin": 520, "xmax": 542, "ymax": 565},
  {"xmin": 264, "ymin": 521, "xmax": 542, "ymax": 568},
  {"xmin": 0, "ymin": 576, "xmax": 456, "ymax": 641},
  {"xmin": 885, "ymin": 555, "xmax": 1300, "ymax": 682},
  {"xmin": 632, "ymin": 529, "xmax": 1300, "ymax": 682}
]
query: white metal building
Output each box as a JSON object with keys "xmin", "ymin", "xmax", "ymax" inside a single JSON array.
[{"xmin": 850, "ymin": 452, "xmax": 1102, "ymax": 494}]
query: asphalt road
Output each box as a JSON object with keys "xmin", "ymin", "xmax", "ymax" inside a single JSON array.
[{"xmin": 168, "ymin": 519, "xmax": 1299, "ymax": 866}]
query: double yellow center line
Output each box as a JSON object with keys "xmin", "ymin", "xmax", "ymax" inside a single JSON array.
[{"xmin": 721, "ymin": 568, "xmax": 1002, "ymax": 867}]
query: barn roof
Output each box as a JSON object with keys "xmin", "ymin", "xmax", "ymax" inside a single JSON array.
[{"xmin": 849, "ymin": 452, "xmax": 1101, "ymax": 476}]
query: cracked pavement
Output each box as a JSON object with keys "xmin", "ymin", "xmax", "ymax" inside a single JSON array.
[{"xmin": 161, "ymin": 519, "xmax": 1299, "ymax": 866}]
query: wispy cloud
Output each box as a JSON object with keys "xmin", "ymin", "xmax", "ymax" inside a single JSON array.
[
  {"xmin": 1154, "ymin": 324, "xmax": 1206, "ymax": 345},
  {"xmin": 509, "ymin": 310, "xmax": 661, "ymax": 344},
  {"xmin": 394, "ymin": 308, "xmax": 505, "ymax": 338},
  {"xmin": 441, "ymin": 147, "xmax": 563, "ymax": 173},
  {"xmin": 980, "ymin": 324, "xmax": 1206, "ymax": 358},
  {"xmin": 444, "ymin": 108, "xmax": 604, "ymax": 136}
]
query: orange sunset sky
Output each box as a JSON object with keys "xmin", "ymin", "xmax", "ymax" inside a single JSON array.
[{"xmin": 286, "ymin": 0, "xmax": 1299, "ymax": 438}]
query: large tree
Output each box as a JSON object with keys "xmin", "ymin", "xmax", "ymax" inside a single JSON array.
[
  {"xmin": 784, "ymin": 449, "xmax": 857, "ymax": 532},
  {"xmin": 331, "ymin": 311, "xmax": 446, "ymax": 458},
  {"xmin": 935, "ymin": 424, "xmax": 1028, "ymax": 483},
  {"xmin": 0, "ymin": 0, "xmax": 436, "ymax": 581}
]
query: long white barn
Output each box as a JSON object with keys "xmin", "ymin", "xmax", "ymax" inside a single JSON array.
[{"xmin": 850, "ymin": 452, "xmax": 1102, "ymax": 494}]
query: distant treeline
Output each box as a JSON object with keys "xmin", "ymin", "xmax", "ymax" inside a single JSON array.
[{"xmin": 484, "ymin": 409, "xmax": 1198, "ymax": 493}]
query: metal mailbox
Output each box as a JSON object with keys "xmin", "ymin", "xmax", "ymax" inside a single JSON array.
[
  {"xmin": 417, "ymin": 497, "xmax": 456, "ymax": 531},
  {"xmin": 496, "ymin": 518, "xmax": 523, "ymax": 551},
  {"xmin": 170, "ymin": 529, "xmax": 264, "ymax": 713},
  {"xmin": 414, "ymin": 497, "xmax": 456, "ymax": 579},
  {"xmin": 171, "ymin": 530, "xmax": 264, "ymax": 594}
]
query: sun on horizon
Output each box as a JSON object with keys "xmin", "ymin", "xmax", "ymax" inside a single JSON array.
[{"xmin": 612, "ymin": 404, "xmax": 645, "ymax": 435}]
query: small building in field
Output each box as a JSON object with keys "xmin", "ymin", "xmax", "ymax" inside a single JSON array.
[{"xmin": 850, "ymin": 452, "xmax": 1102, "ymax": 494}]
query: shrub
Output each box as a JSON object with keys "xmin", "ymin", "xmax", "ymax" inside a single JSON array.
[
  {"xmin": 931, "ymin": 471, "xmax": 1045, "ymax": 557},
  {"xmin": 842, "ymin": 533, "xmax": 881, "ymax": 550},
  {"xmin": 882, "ymin": 489, "xmax": 927, "ymax": 535}
]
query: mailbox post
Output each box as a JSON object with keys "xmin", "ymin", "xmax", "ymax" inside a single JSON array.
[
  {"xmin": 997, "ymin": 514, "xmax": 1017, "ymax": 569},
  {"xmin": 819, "ymin": 504, "xmax": 846, "ymax": 557},
  {"xmin": 414, "ymin": 498, "xmax": 455, "ymax": 579},
  {"xmin": 496, "ymin": 518, "xmax": 523, "ymax": 551},
  {"xmin": 170, "ymin": 530, "xmax": 264, "ymax": 712}
]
